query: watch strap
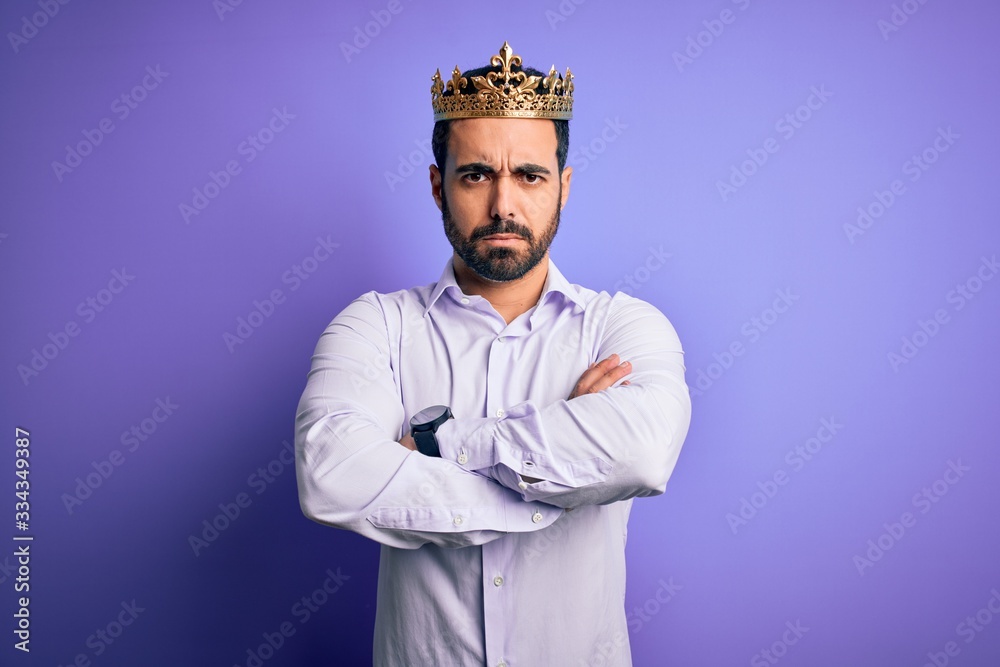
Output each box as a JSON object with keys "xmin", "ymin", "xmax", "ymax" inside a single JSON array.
[{"xmin": 413, "ymin": 428, "xmax": 441, "ymax": 458}]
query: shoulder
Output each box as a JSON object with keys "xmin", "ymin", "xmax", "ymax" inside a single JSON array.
[
  {"xmin": 609, "ymin": 291, "xmax": 677, "ymax": 328},
  {"xmin": 583, "ymin": 288, "xmax": 684, "ymax": 353},
  {"xmin": 554, "ymin": 267, "xmax": 683, "ymax": 351},
  {"xmin": 362, "ymin": 279, "xmax": 436, "ymax": 323},
  {"xmin": 339, "ymin": 277, "xmax": 434, "ymax": 316},
  {"xmin": 567, "ymin": 277, "xmax": 675, "ymax": 326},
  {"xmin": 326, "ymin": 279, "xmax": 436, "ymax": 342}
]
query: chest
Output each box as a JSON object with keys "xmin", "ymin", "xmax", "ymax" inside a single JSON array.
[{"xmin": 387, "ymin": 301, "xmax": 597, "ymax": 426}]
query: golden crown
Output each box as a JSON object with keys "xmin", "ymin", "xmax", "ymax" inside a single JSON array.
[{"xmin": 430, "ymin": 41, "xmax": 573, "ymax": 121}]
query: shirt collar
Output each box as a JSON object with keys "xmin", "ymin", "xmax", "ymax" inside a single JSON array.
[{"xmin": 423, "ymin": 255, "xmax": 587, "ymax": 317}]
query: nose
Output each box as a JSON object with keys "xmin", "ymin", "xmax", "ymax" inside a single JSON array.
[{"xmin": 490, "ymin": 173, "xmax": 517, "ymax": 222}]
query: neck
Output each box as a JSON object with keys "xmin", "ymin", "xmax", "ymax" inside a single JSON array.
[{"xmin": 453, "ymin": 253, "xmax": 549, "ymax": 324}]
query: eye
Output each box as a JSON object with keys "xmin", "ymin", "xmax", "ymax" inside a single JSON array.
[
  {"xmin": 463, "ymin": 173, "xmax": 486, "ymax": 183},
  {"xmin": 523, "ymin": 174, "xmax": 541, "ymax": 184}
]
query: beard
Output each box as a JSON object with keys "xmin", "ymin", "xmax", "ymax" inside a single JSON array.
[{"xmin": 441, "ymin": 183, "xmax": 561, "ymax": 282}]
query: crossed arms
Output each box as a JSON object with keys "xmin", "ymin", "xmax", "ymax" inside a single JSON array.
[{"xmin": 294, "ymin": 291, "xmax": 691, "ymax": 549}]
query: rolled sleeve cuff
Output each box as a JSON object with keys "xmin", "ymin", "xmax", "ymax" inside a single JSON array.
[
  {"xmin": 493, "ymin": 446, "xmax": 612, "ymax": 491},
  {"xmin": 366, "ymin": 498, "xmax": 562, "ymax": 534},
  {"xmin": 435, "ymin": 416, "xmax": 498, "ymax": 471},
  {"xmin": 436, "ymin": 407, "xmax": 614, "ymax": 493}
]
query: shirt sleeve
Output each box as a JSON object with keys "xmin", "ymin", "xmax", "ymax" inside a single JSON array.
[
  {"xmin": 294, "ymin": 291, "xmax": 564, "ymax": 550},
  {"xmin": 434, "ymin": 293, "xmax": 692, "ymax": 509}
]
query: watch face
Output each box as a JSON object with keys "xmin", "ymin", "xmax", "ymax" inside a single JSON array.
[{"xmin": 411, "ymin": 405, "xmax": 449, "ymax": 426}]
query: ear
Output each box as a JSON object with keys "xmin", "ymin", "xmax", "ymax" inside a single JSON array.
[
  {"xmin": 430, "ymin": 164, "xmax": 443, "ymax": 211},
  {"xmin": 559, "ymin": 165, "xmax": 572, "ymax": 210}
]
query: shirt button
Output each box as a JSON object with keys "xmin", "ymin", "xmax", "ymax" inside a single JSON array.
[
  {"xmin": 493, "ymin": 575, "xmax": 504, "ymax": 587},
  {"xmin": 498, "ymin": 336, "xmax": 505, "ymax": 343},
  {"xmin": 461, "ymin": 297, "xmax": 470, "ymax": 305},
  {"xmin": 453, "ymin": 515, "xmax": 464, "ymax": 526},
  {"xmin": 532, "ymin": 511, "xmax": 543, "ymax": 523},
  {"xmin": 495, "ymin": 408, "xmax": 505, "ymax": 418},
  {"xmin": 457, "ymin": 453, "xmax": 468, "ymax": 465},
  {"xmin": 497, "ymin": 661, "xmax": 507, "ymax": 667},
  {"xmin": 518, "ymin": 480, "xmax": 528, "ymax": 490}
]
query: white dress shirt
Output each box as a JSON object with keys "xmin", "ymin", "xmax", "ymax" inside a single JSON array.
[{"xmin": 294, "ymin": 255, "xmax": 691, "ymax": 666}]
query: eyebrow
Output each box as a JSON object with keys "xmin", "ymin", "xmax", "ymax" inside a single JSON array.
[{"xmin": 454, "ymin": 161, "xmax": 552, "ymax": 176}]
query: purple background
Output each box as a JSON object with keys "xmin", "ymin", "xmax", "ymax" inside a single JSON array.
[{"xmin": 3, "ymin": 0, "xmax": 999, "ymax": 665}]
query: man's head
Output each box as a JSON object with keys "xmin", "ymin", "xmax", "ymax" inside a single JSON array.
[{"xmin": 429, "ymin": 62, "xmax": 572, "ymax": 283}]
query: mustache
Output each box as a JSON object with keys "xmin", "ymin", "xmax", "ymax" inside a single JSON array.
[{"xmin": 471, "ymin": 220, "xmax": 532, "ymax": 241}]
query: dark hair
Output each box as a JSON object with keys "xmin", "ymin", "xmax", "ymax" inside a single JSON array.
[{"xmin": 431, "ymin": 64, "xmax": 570, "ymax": 176}]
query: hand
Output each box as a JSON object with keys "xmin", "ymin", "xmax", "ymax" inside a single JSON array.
[
  {"xmin": 398, "ymin": 433, "xmax": 417, "ymax": 451},
  {"xmin": 568, "ymin": 353, "xmax": 631, "ymax": 400},
  {"xmin": 520, "ymin": 355, "xmax": 630, "ymax": 488}
]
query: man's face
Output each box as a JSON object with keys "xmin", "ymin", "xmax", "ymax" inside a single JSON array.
[{"xmin": 431, "ymin": 117, "xmax": 572, "ymax": 282}]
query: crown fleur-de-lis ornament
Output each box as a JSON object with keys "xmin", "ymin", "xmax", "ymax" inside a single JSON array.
[{"xmin": 430, "ymin": 41, "xmax": 574, "ymax": 121}]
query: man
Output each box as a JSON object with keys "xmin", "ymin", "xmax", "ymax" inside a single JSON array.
[{"xmin": 294, "ymin": 41, "xmax": 692, "ymax": 666}]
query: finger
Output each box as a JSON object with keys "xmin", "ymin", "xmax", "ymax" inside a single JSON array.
[
  {"xmin": 595, "ymin": 360, "xmax": 631, "ymax": 390},
  {"xmin": 577, "ymin": 354, "xmax": 620, "ymax": 386},
  {"xmin": 577, "ymin": 356, "xmax": 631, "ymax": 395},
  {"xmin": 571, "ymin": 355, "xmax": 618, "ymax": 396}
]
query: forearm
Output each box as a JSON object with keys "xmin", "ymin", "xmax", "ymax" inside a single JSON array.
[
  {"xmin": 435, "ymin": 380, "xmax": 689, "ymax": 508},
  {"xmin": 435, "ymin": 296, "xmax": 692, "ymax": 508},
  {"xmin": 296, "ymin": 403, "xmax": 563, "ymax": 548}
]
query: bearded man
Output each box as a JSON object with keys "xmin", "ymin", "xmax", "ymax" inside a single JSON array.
[{"xmin": 294, "ymin": 41, "xmax": 692, "ymax": 667}]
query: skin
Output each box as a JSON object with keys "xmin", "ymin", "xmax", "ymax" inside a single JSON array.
[
  {"xmin": 399, "ymin": 117, "xmax": 632, "ymax": 480},
  {"xmin": 432, "ymin": 116, "xmax": 569, "ymax": 325}
]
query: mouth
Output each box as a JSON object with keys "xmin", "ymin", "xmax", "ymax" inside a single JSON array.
[{"xmin": 481, "ymin": 234, "xmax": 525, "ymax": 245}]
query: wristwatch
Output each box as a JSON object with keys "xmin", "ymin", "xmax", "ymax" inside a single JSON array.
[{"xmin": 409, "ymin": 405, "xmax": 453, "ymax": 457}]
